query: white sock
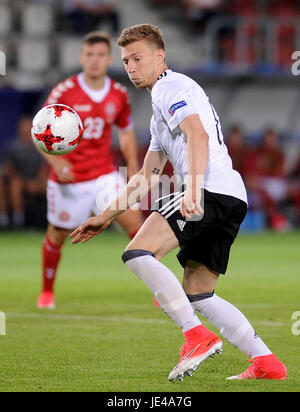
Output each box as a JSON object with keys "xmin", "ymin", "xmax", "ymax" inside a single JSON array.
[
  {"xmin": 122, "ymin": 250, "xmax": 201, "ymax": 333},
  {"xmin": 189, "ymin": 294, "xmax": 272, "ymax": 358}
]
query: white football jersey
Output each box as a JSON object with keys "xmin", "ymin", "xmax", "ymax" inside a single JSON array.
[{"xmin": 149, "ymin": 70, "xmax": 247, "ymax": 203}]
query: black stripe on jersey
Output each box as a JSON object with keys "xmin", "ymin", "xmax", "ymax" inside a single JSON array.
[
  {"xmin": 157, "ymin": 70, "xmax": 168, "ymax": 81},
  {"xmin": 210, "ymin": 102, "xmax": 223, "ymax": 146}
]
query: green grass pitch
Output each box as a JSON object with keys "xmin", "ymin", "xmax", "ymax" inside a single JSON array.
[{"xmin": 0, "ymin": 229, "xmax": 299, "ymax": 392}]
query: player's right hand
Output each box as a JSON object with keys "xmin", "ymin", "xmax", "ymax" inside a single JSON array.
[
  {"xmin": 69, "ymin": 215, "xmax": 111, "ymax": 244},
  {"xmin": 53, "ymin": 159, "xmax": 75, "ymax": 183}
]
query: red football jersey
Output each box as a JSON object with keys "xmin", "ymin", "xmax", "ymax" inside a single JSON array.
[{"xmin": 44, "ymin": 73, "xmax": 133, "ymax": 183}]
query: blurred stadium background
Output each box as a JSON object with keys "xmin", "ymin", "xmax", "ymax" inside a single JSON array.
[{"xmin": 1, "ymin": 0, "xmax": 300, "ymax": 232}]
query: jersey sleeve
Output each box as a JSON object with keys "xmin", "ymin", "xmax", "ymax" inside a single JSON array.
[
  {"xmin": 148, "ymin": 115, "xmax": 162, "ymax": 152},
  {"xmin": 115, "ymin": 90, "xmax": 134, "ymax": 131},
  {"xmin": 43, "ymin": 78, "xmax": 75, "ymax": 107},
  {"xmin": 157, "ymin": 82, "xmax": 200, "ymax": 132}
]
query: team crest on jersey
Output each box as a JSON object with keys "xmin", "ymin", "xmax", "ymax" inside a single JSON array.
[
  {"xmin": 59, "ymin": 211, "xmax": 71, "ymax": 222},
  {"xmin": 168, "ymin": 101, "xmax": 187, "ymax": 116}
]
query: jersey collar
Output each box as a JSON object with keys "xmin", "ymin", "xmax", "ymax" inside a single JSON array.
[
  {"xmin": 156, "ymin": 68, "xmax": 171, "ymax": 82},
  {"xmin": 151, "ymin": 69, "xmax": 172, "ymax": 94},
  {"xmin": 77, "ymin": 73, "xmax": 111, "ymax": 103}
]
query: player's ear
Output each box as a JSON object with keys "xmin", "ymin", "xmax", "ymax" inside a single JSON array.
[{"xmin": 156, "ymin": 49, "xmax": 166, "ymax": 65}]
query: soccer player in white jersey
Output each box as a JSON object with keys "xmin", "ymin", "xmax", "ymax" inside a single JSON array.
[{"xmin": 70, "ymin": 24, "xmax": 287, "ymax": 382}]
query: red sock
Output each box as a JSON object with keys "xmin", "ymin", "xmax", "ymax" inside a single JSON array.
[
  {"xmin": 184, "ymin": 325, "xmax": 212, "ymax": 343},
  {"xmin": 129, "ymin": 230, "xmax": 139, "ymax": 240},
  {"xmin": 42, "ymin": 236, "xmax": 62, "ymax": 293}
]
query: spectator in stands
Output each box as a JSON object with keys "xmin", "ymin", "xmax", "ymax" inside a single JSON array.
[
  {"xmin": 287, "ymin": 154, "xmax": 300, "ymax": 226},
  {"xmin": 246, "ymin": 128, "xmax": 289, "ymax": 231},
  {"xmin": 4, "ymin": 116, "xmax": 49, "ymax": 228},
  {"xmin": 255, "ymin": 128, "xmax": 286, "ymax": 200},
  {"xmin": 226, "ymin": 124, "xmax": 262, "ymax": 211},
  {"xmin": 226, "ymin": 124, "xmax": 248, "ymax": 176},
  {"xmin": 183, "ymin": 0, "xmax": 224, "ymax": 32},
  {"xmin": 63, "ymin": 0, "xmax": 120, "ymax": 35},
  {"xmin": 226, "ymin": 125, "xmax": 290, "ymax": 230}
]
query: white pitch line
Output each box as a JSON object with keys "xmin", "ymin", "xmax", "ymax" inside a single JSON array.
[
  {"xmin": 254, "ymin": 321, "xmax": 287, "ymax": 327},
  {"xmin": 5, "ymin": 312, "xmax": 168, "ymax": 324},
  {"xmin": 5, "ymin": 313, "xmax": 288, "ymax": 327},
  {"xmin": 233, "ymin": 303, "xmax": 288, "ymax": 309}
]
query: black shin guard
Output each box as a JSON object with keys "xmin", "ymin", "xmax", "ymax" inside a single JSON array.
[
  {"xmin": 122, "ymin": 249, "xmax": 155, "ymax": 263},
  {"xmin": 186, "ymin": 291, "xmax": 215, "ymax": 302}
]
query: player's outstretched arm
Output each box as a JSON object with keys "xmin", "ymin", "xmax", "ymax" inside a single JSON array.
[{"xmin": 70, "ymin": 149, "xmax": 167, "ymax": 244}]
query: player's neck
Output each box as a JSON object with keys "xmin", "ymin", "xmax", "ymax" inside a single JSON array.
[
  {"xmin": 147, "ymin": 65, "xmax": 169, "ymax": 92},
  {"xmin": 83, "ymin": 73, "xmax": 106, "ymax": 91}
]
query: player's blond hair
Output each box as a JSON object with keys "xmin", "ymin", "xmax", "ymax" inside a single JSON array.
[
  {"xmin": 117, "ymin": 24, "xmax": 165, "ymax": 50},
  {"xmin": 83, "ymin": 31, "xmax": 111, "ymax": 50}
]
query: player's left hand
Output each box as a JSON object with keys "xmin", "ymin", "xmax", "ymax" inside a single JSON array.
[
  {"xmin": 180, "ymin": 188, "xmax": 203, "ymax": 219},
  {"xmin": 69, "ymin": 215, "xmax": 111, "ymax": 244},
  {"xmin": 180, "ymin": 174, "xmax": 203, "ymax": 219},
  {"xmin": 180, "ymin": 197, "xmax": 202, "ymax": 219}
]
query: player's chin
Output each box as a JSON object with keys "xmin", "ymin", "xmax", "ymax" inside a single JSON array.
[
  {"xmin": 87, "ymin": 69, "xmax": 105, "ymax": 78},
  {"xmin": 131, "ymin": 80, "xmax": 145, "ymax": 89}
]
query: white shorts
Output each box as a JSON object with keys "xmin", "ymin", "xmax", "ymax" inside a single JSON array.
[{"xmin": 47, "ymin": 171, "xmax": 126, "ymax": 229}]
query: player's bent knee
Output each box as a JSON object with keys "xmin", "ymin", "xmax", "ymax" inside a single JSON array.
[
  {"xmin": 47, "ymin": 225, "xmax": 69, "ymax": 246},
  {"xmin": 122, "ymin": 249, "xmax": 155, "ymax": 264}
]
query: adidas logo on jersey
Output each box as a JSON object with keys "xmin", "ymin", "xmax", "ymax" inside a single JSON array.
[{"xmin": 177, "ymin": 220, "xmax": 186, "ymax": 232}]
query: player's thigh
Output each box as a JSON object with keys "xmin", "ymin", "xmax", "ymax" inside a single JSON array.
[
  {"xmin": 115, "ymin": 207, "xmax": 143, "ymax": 235},
  {"xmin": 47, "ymin": 180, "xmax": 93, "ymax": 230},
  {"xmin": 183, "ymin": 260, "xmax": 219, "ymax": 295},
  {"xmin": 125, "ymin": 211, "xmax": 179, "ymax": 260}
]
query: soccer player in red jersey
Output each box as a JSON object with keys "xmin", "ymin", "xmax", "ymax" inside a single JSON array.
[{"xmin": 37, "ymin": 31, "xmax": 143, "ymax": 309}]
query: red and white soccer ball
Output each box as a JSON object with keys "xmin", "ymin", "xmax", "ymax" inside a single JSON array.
[{"xmin": 31, "ymin": 104, "xmax": 83, "ymax": 155}]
